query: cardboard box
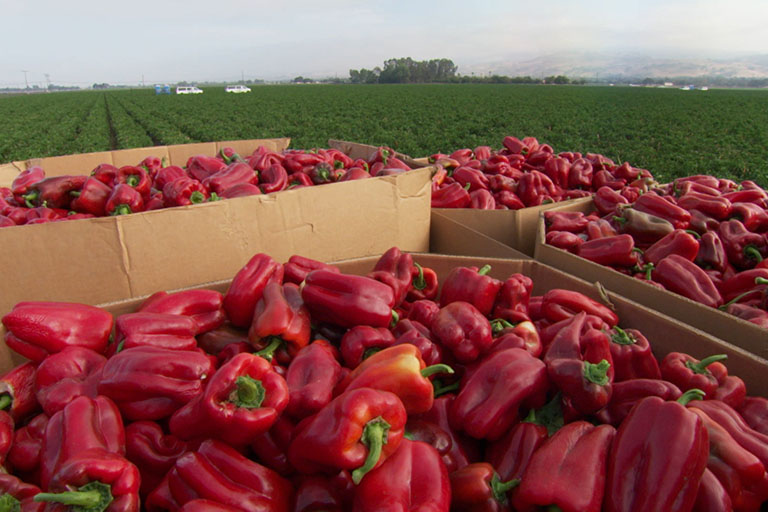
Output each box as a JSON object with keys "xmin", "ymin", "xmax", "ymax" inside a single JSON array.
[
  {"xmin": 32, "ymin": 254, "xmax": 766, "ymax": 398},
  {"xmin": 327, "ymin": 139, "xmax": 423, "ymax": 169},
  {"xmin": 534, "ymin": 199, "xmax": 768, "ymax": 360}
]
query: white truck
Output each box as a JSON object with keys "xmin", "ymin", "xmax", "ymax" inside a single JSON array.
[{"xmin": 225, "ymin": 85, "xmax": 252, "ymax": 93}]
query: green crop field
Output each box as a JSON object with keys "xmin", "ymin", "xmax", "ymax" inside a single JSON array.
[{"xmin": 1, "ymin": 84, "xmax": 767, "ymax": 185}]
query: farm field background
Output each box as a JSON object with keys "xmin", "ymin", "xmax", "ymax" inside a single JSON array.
[{"xmin": 1, "ymin": 84, "xmax": 766, "ymax": 185}]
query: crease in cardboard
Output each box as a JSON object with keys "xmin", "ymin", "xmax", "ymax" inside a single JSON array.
[{"xmin": 114, "ymin": 216, "xmax": 137, "ymax": 298}]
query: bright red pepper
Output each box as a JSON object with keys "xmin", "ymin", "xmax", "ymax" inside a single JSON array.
[
  {"xmin": 169, "ymin": 352, "xmax": 289, "ymax": 446},
  {"xmin": 545, "ymin": 230, "xmax": 585, "ymax": 253},
  {"xmin": 91, "ymin": 163, "xmax": 119, "ymax": 186},
  {"xmin": 153, "ymin": 165, "xmax": 187, "ymax": 190},
  {"xmin": 69, "ymin": 177, "xmax": 113, "ymax": 216},
  {"xmin": 540, "ymin": 289, "xmax": 619, "ymax": 327},
  {"xmin": 202, "ymin": 162, "xmax": 257, "ymax": 195},
  {"xmin": 7, "ymin": 412, "xmax": 48, "ymax": 481},
  {"xmin": 105, "ymin": 183, "xmax": 144, "ymax": 216},
  {"xmin": 0, "ymin": 473, "xmax": 44, "ymax": 512},
  {"xmin": 544, "ymin": 313, "xmax": 614, "ymax": 414},
  {"xmin": 469, "ymin": 188, "xmax": 496, "ymax": 209},
  {"xmin": 431, "ymin": 301, "xmax": 493, "ymax": 364},
  {"xmin": 439, "ymin": 264, "xmax": 502, "ymax": 317},
  {"xmin": 11, "ymin": 166, "xmax": 45, "ymax": 203},
  {"xmin": 730, "ymin": 202, "xmax": 768, "ymax": 232},
  {"xmin": 185, "ymin": 155, "xmax": 227, "ymax": 182},
  {"xmin": 544, "ymin": 211, "xmax": 591, "ymax": 233},
  {"xmin": 34, "ymin": 346, "xmax": 106, "ymax": 417},
  {"xmin": 219, "ymin": 182, "xmax": 261, "ymax": 198},
  {"xmin": 339, "ymin": 325, "xmax": 396, "ymax": 368},
  {"xmin": 249, "ymin": 415, "xmax": 296, "ymax": 476},
  {"xmin": 247, "ymin": 282, "xmax": 311, "ymax": 362},
  {"xmin": 112, "ymin": 311, "xmax": 198, "ymax": 355},
  {"xmin": 2, "ymin": 301, "xmax": 113, "ymax": 362},
  {"xmin": 695, "ymin": 231, "xmax": 728, "ymax": 271},
  {"xmin": 367, "ymin": 247, "xmax": 414, "ymax": 307},
  {"xmin": 719, "ymin": 219, "xmax": 767, "ymax": 269},
  {"xmin": 431, "ymin": 182, "xmax": 471, "ymax": 208},
  {"xmin": 162, "ymin": 176, "xmax": 210, "ymax": 207},
  {"xmin": 489, "ymin": 320, "xmax": 542, "ymax": 358},
  {"xmin": 116, "ymin": 165, "xmax": 152, "ymax": 200},
  {"xmin": 604, "ymin": 391, "xmax": 709, "ymax": 512},
  {"xmin": 223, "ymin": 252, "xmax": 284, "ymax": 328},
  {"xmin": 643, "ymin": 229, "xmax": 700, "ymax": 265},
  {"xmin": 97, "ymin": 346, "xmax": 215, "ymax": 421},
  {"xmin": 301, "ymin": 270, "xmax": 398, "ymax": 328},
  {"xmin": 450, "ymin": 348, "xmax": 548, "ymax": 441},
  {"xmin": 407, "ymin": 263, "xmax": 439, "ymax": 302},
  {"xmin": 713, "ymin": 374, "xmax": 747, "ymax": 409},
  {"xmin": 137, "ymin": 288, "xmax": 225, "ymax": 335},
  {"xmin": 633, "ymin": 192, "xmax": 691, "ymax": 229},
  {"xmin": 491, "ymin": 274, "xmax": 533, "ymax": 323},
  {"xmin": 449, "ymin": 462, "xmax": 519, "ymax": 512},
  {"xmin": 0, "ymin": 362, "xmax": 37, "ymax": 424},
  {"xmin": 285, "ymin": 339, "xmax": 342, "ymax": 420},
  {"xmin": 718, "ymin": 269, "xmax": 768, "ymax": 303},
  {"xmin": 352, "ymin": 439, "xmax": 451, "ymax": 511},
  {"xmin": 392, "ymin": 319, "xmax": 444, "ymax": 366},
  {"xmin": 124, "ymin": 420, "xmax": 188, "ymax": 498},
  {"xmin": 516, "ymin": 421, "xmax": 616, "ymax": 512},
  {"xmin": 486, "ymin": 421, "xmax": 548, "ymax": 505},
  {"xmin": 585, "ymin": 218, "xmax": 618, "ymax": 240},
  {"xmin": 255, "ymin": 163, "xmax": 287, "ymax": 193},
  {"xmin": 146, "ymin": 438, "xmax": 293, "ymax": 512},
  {"xmin": 578, "ymin": 233, "xmax": 640, "ymax": 267},
  {"xmin": 21, "ymin": 175, "xmax": 86, "ymax": 209},
  {"xmin": 595, "ymin": 378, "xmax": 682, "ymax": 426},
  {"xmin": 652, "ymin": 254, "xmax": 724, "ymax": 307},
  {"xmin": 678, "ymin": 191, "xmax": 733, "ymax": 220},
  {"xmin": 607, "ymin": 326, "xmax": 661, "ymax": 381},
  {"xmin": 660, "ymin": 352, "xmax": 729, "ymax": 398},
  {"xmin": 453, "ymin": 166, "xmax": 490, "ymax": 192}
]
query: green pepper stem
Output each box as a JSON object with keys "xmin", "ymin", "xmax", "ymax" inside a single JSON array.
[
  {"xmin": 490, "ymin": 472, "xmax": 519, "ymax": 504},
  {"xmin": 255, "ymin": 336, "xmax": 283, "ymax": 361},
  {"xmin": 0, "ymin": 494, "xmax": 20, "ymax": 512},
  {"xmin": 490, "ymin": 318, "xmax": 515, "ymax": 336},
  {"xmin": 390, "ymin": 310, "xmax": 400, "ymax": 329},
  {"xmin": 24, "ymin": 190, "xmax": 39, "ymax": 208},
  {"xmin": 421, "ymin": 363, "xmax": 454, "ymax": 378},
  {"xmin": 231, "ymin": 375, "xmax": 265, "ymax": 409},
  {"xmin": 110, "ymin": 204, "xmax": 132, "ymax": 216},
  {"xmin": 612, "ymin": 215, "xmax": 627, "ymax": 225},
  {"xmin": 0, "ymin": 394, "xmax": 11, "ymax": 411},
  {"xmin": 719, "ymin": 288, "xmax": 764, "ymax": 310},
  {"xmin": 678, "ymin": 388, "xmax": 706, "ymax": 405},
  {"xmin": 685, "ymin": 229, "xmax": 701, "ymax": 239},
  {"xmin": 70, "ymin": 190, "xmax": 81, "ymax": 197},
  {"xmin": 610, "ymin": 326, "xmax": 636, "ymax": 346},
  {"xmin": 745, "ymin": 246, "xmax": 764, "ymax": 262},
  {"xmin": 190, "ymin": 190, "xmax": 206, "ymax": 204},
  {"xmin": 34, "ymin": 481, "xmax": 113, "ymax": 512},
  {"xmin": 685, "ymin": 354, "xmax": 728, "ymax": 374},
  {"xmin": 433, "ymin": 380, "xmax": 460, "ymax": 397},
  {"xmin": 412, "ymin": 263, "xmax": 426, "ymax": 290},
  {"xmin": 351, "ymin": 416, "xmax": 391, "ymax": 484},
  {"xmin": 126, "ymin": 174, "xmax": 139, "ymax": 187},
  {"xmin": 756, "ymin": 277, "xmax": 768, "ymax": 285},
  {"xmin": 584, "ymin": 359, "xmax": 611, "ymax": 386},
  {"xmin": 477, "ymin": 264, "xmax": 492, "ymax": 276},
  {"xmin": 208, "ymin": 192, "xmax": 221, "ymax": 202}
]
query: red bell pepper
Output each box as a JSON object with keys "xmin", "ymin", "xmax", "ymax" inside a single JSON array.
[
  {"xmin": 145, "ymin": 438, "xmax": 293, "ymax": 512},
  {"xmin": 431, "ymin": 182, "xmax": 471, "ymax": 208},
  {"xmin": 105, "ymin": 183, "xmax": 144, "ymax": 216},
  {"xmin": 285, "ymin": 339, "xmax": 342, "ymax": 420},
  {"xmin": 2, "ymin": 301, "xmax": 113, "ymax": 362},
  {"xmin": 486, "ymin": 421, "xmax": 548, "ymax": 501},
  {"xmin": 7, "ymin": 412, "xmax": 48, "ymax": 480},
  {"xmin": 69, "ymin": 177, "xmax": 113, "ymax": 216},
  {"xmin": 24, "ymin": 206, "xmax": 68, "ymax": 224},
  {"xmin": 367, "ymin": 247, "xmax": 414, "ymax": 307},
  {"xmin": 0, "ymin": 410, "xmax": 12, "ymax": 468},
  {"xmin": 40, "ymin": 395, "xmax": 126, "ymax": 490},
  {"xmin": 169, "ymin": 352, "xmax": 289, "ymax": 446},
  {"xmin": 177, "ymin": 499, "xmax": 242, "ymax": 511},
  {"xmin": 469, "ymin": 188, "xmax": 496, "ymax": 209},
  {"xmin": 713, "ymin": 374, "xmax": 747, "ymax": 410},
  {"xmin": 337, "ymin": 344, "xmax": 453, "ymax": 415},
  {"xmin": 453, "ymin": 166, "xmax": 490, "ymax": 191},
  {"xmin": 545, "ymin": 230, "xmax": 585, "ymax": 253},
  {"xmin": 249, "ymin": 149, "xmax": 284, "ymax": 172},
  {"xmin": 585, "ymin": 218, "xmax": 618, "ymax": 240},
  {"xmin": 301, "ymin": 270, "xmax": 398, "ymax": 328},
  {"xmin": 291, "ymin": 473, "xmax": 352, "ymax": 512},
  {"xmin": 739, "ymin": 396, "xmax": 768, "ymax": 436},
  {"xmin": 406, "ymin": 262, "xmax": 439, "ymax": 302},
  {"xmin": 687, "ymin": 207, "xmax": 722, "ymax": 234},
  {"xmin": 352, "ymin": 439, "xmax": 450, "ymax": 511},
  {"xmin": 392, "ymin": 319, "xmax": 444, "ymax": 366},
  {"xmin": 594, "ymin": 186, "xmax": 629, "ymax": 215},
  {"xmin": 223, "ymin": 252, "xmax": 284, "ymax": 328},
  {"xmin": 660, "ymin": 351, "xmax": 728, "ymax": 397},
  {"xmin": 614, "ymin": 206, "xmax": 676, "ymax": 244},
  {"xmin": 116, "ymin": 165, "xmax": 152, "ymax": 200},
  {"xmin": 287, "ymin": 171, "xmax": 313, "ymax": 189},
  {"xmin": 719, "ymin": 219, "xmax": 767, "ymax": 269},
  {"xmin": 339, "ymin": 325, "xmax": 396, "ymax": 368},
  {"xmin": 11, "ymin": 166, "xmax": 45, "ymax": 203},
  {"xmin": 162, "ymin": 176, "xmax": 210, "ymax": 207},
  {"xmin": 678, "ymin": 191, "xmax": 733, "ymax": 220},
  {"xmin": 731, "ymin": 202, "xmax": 768, "ymax": 232},
  {"xmin": 91, "ymin": 164, "xmax": 119, "ymax": 186},
  {"xmin": 688, "ymin": 406, "xmax": 768, "ymax": 510},
  {"xmin": 541, "ymin": 156, "xmax": 569, "ymax": 188},
  {"xmin": 696, "ymin": 231, "xmax": 728, "ymax": 271},
  {"xmin": 153, "ymin": 165, "xmax": 187, "ymax": 190},
  {"xmin": 494, "ymin": 190, "xmax": 525, "ymax": 210},
  {"xmin": 218, "ymin": 182, "xmax": 261, "ymax": 198},
  {"xmin": 255, "ymin": 163, "xmax": 287, "ymax": 193},
  {"xmin": 643, "ymin": 229, "xmax": 700, "ymax": 265},
  {"xmin": 489, "ymin": 320, "xmax": 542, "ymax": 358},
  {"xmin": 593, "ymin": 170, "xmax": 626, "ymax": 190},
  {"xmin": 0, "ymin": 362, "xmax": 37, "ymax": 423},
  {"xmin": 247, "ymin": 282, "xmax": 311, "ymax": 362},
  {"xmin": 283, "ymin": 254, "xmax": 339, "ymax": 285},
  {"xmin": 491, "ymin": 273, "xmax": 533, "ymax": 323},
  {"xmin": 185, "ymin": 154, "xmax": 227, "ymax": 182},
  {"xmin": 695, "ymin": 468, "xmax": 733, "ymax": 512},
  {"xmin": 439, "ymin": 264, "xmax": 502, "ymax": 317},
  {"xmin": 405, "ymin": 299, "xmax": 440, "ymax": 329},
  {"xmin": 544, "ymin": 211, "xmax": 591, "ymax": 233},
  {"xmin": 578, "ymin": 233, "xmax": 641, "ymax": 267},
  {"xmin": 137, "ymin": 288, "xmax": 225, "ymax": 335},
  {"xmin": 97, "ymin": 346, "xmax": 215, "ymax": 421},
  {"xmin": 540, "ymin": 289, "xmax": 619, "ymax": 327},
  {"xmin": 124, "ymin": 420, "xmax": 188, "ymax": 498},
  {"xmin": 718, "ymin": 269, "xmax": 768, "ymax": 303},
  {"xmin": 595, "ymin": 378, "xmax": 683, "ymax": 426},
  {"xmin": 604, "ymin": 391, "xmax": 709, "ymax": 512},
  {"xmin": 113, "ymin": 311, "xmax": 198, "ymax": 355},
  {"xmin": 34, "ymin": 346, "xmax": 106, "ymax": 416},
  {"xmin": 633, "ymin": 191, "xmax": 691, "ymax": 229},
  {"xmin": 449, "ymin": 462, "xmax": 520, "ymax": 512},
  {"xmin": 652, "ymin": 254, "xmax": 724, "ymax": 307},
  {"xmin": 723, "ymin": 186, "xmax": 768, "ymax": 205},
  {"xmin": 607, "ymin": 326, "xmax": 661, "ymax": 381},
  {"xmin": 22, "ymin": 175, "xmax": 86, "ymax": 209},
  {"xmin": 431, "ymin": 301, "xmax": 493, "ymax": 364},
  {"xmin": 450, "ymin": 348, "xmax": 548, "ymax": 441},
  {"xmin": 725, "ymin": 302, "xmax": 768, "ymax": 328},
  {"xmin": 287, "ymin": 387, "xmax": 407, "ymax": 484},
  {"xmin": 202, "ymin": 162, "xmax": 257, "ymax": 195},
  {"xmin": 0, "ymin": 473, "xmax": 44, "ymax": 512},
  {"xmin": 544, "ymin": 312, "xmax": 614, "ymax": 414},
  {"xmin": 249, "ymin": 415, "xmax": 296, "ymax": 476},
  {"xmin": 516, "ymin": 421, "xmax": 616, "ymax": 512}
]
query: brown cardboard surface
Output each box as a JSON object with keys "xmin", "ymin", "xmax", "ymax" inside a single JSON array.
[
  {"xmin": 533, "ymin": 199, "xmax": 768, "ymax": 360},
  {"xmin": 430, "ymin": 211, "xmax": 529, "ymax": 259},
  {"xmin": 50, "ymin": 254, "xmax": 767, "ymax": 398},
  {"xmin": 0, "ymin": 167, "xmax": 432, "ymax": 344},
  {"xmin": 327, "ymin": 139, "xmax": 423, "ymax": 169},
  {"xmin": 0, "ymin": 138, "xmax": 292, "ymax": 186}
]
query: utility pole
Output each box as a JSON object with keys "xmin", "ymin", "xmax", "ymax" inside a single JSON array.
[
  {"xmin": 44, "ymin": 73, "xmax": 51, "ymax": 91},
  {"xmin": 21, "ymin": 70, "xmax": 29, "ymax": 89},
  {"xmin": 241, "ymin": 70, "xmax": 245, "ymax": 83}
]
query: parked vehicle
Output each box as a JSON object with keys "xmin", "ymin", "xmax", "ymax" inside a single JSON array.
[
  {"xmin": 176, "ymin": 86, "xmax": 204, "ymax": 95},
  {"xmin": 225, "ymin": 85, "xmax": 252, "ymax": 93}
]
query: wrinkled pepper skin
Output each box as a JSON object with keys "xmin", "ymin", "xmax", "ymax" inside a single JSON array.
[
  {"xmin": 431, "ymin": 183, "xmax": 471, "ymax": 209},
  {"xmin": 137, "ymin": 288, "xmax": 225, "ymax": 335},
  {"xmin": 352, "ymin": 439, "xmax": 451, "ymax": 512},
  {"xmin": 739, "ymin": 396, "xmax": 768, "ymax": 436},
  {"xmin": 595, "ymin": 379, "xmax": 682, "ymax": 426},
  {"xmin": 0, "ymin": 361, "xmax": 38, "ymax": 423},
  {"xmin": 169, "ymin": 352, "xmax": 289, "ymax": 446},
  {"xmin": 105, "ymin": 183, "xmax": 145, "ymax": 216},
  {"xmin": 486, "ymin": 421, "xmax": 548, "ymax": 494},
  {"xmin": 22, "ymin": 175, "xmax": 87, "ymax": 209},
  {"xmin": 112, "ymin": 312, "xmax": 198, "ymax": 355},
  {"xmin": 439, "ymin": 264, "xmax": 503, "ymax": 317},
  {"xmin": 540, "ymin": 289, "xmax": 619, "ymax": 327},
  {"xmin": 283, "ymin": 255, "xmax": 340, "ymax": 285},
  {"xmin": 450, "ymin": 348, "xmax": 548, "ymax": 441},
  {"xmin": 643, "ymin": 229, "xmax": 701, "ymax": 265},
  {"xmin": 431, "ymin": 301, "xmax": 493, "ymax": 364},
  {"xmin": 660, "ymin": 352, "xmax": 728, "ymax": 397},
  {"xmin": 578, "ymin": 234, "xmax": 640, "ymax": 267},
  {"xmin": 202, "ymin": 162, "xmax": 258, "ymax": 195},
  {"xmin": 34, "ymin": 346, "xmax": 106, "ymax": 416},
  {"xmin": 2, "ymin": 302, "xmax": 113, "ymax": 362},
  {"xmin": 604, "ymin": 395, "xmax": 709, "ymax": 512},
  {"xmin": 7, "ymin": 412, "xmax": 48, "ymax": 480},
  {"xmin": 70, "ymin": 177, "xmax": 113, "ymax": 216},
  {"xmin": 0, "ymin": 472, "xmax": 44, "ymax": 512},
  {"xmin": 696, "ymin": 231, "xmax": 728, "ymax": 272},
  {"xmin": 301, "ymin": 270, "xmax": 397, "ymax": 329},
  {"xmin": 694, "ymin": 468, "xmax": 733, "ymax": 512},
  {"xmin": 247, "ymin": 282, "xmax": 311, "ymax": 362},
  {"xmin": 545, "ymin": 230, "xmax": 585, "ymax": 254},
  {"xmin": 124, "ymin": 420, "xmax": 189, "ymax": 498},
  {"xmin": 146, "ymin": 439, "xmax": 293, "ymax": 512},
  {"xmin": 652, "ymin": 254, "xmax": 724, "ymax": 308},
  {"xmin": 223, "ymin": 253, "xmax": 284, "ymax": 328},
  {"xmin": 339, "ymin": 325, "xmax": 396, "ymax": 369},
  {"xmin": 449, "ymin": 462, "xmax": 518, "ymax": 512},
  {"xmin": 285, "ymin": 339, "xmax": 342, "ymax": 420},
  {"xmin": 719, "ymin": 219, "xmax": 768, "ymax": 269},
  {"xmin": 492, "ymin": 274, "xmax": 533, "ymax": 324},
  {"xmin": 288, "ymin": 387, "xmax": 407, "ymax": 484},
  {"xmin": 516, "ymin": 421, "xmax": 616, "ymax": 512},
  {"xmin": 614, "ymin": 207, "xmax": 675, "ymax": 244},
  {"xmin": 633, "ymin": 192, "xmax": 692, "ymax": 229},
  {"xmin": 97, "ymin": 346, "xmax": 215, "ymax": 421},
  {"xmin": 162, "ymin": 176, "xmax": 210, "ymax": 207},
  {"xmin": 367, "ymin": 247, "xmax": 414, "ymax": 307}
]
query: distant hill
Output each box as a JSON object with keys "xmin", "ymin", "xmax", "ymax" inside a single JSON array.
[{"xmin": 460, "ymin": 52, "xmax": 768, "ymax": 81}]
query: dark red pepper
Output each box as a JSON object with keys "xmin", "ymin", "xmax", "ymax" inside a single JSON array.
[
  {"xmin": 540, "ymin": 289, "xmax": 619, "ymax": 327},
  {"xmin": 185, "ymin": 155, "xmax": 227, "ymax": 182},
  {"xmin": 11, "ymin": 166, "xmax": 45, "ymax": 204},
  {"xmin": 124, "ymin": 420, "xmax": 188, "ymax": 498},
  {"xmin": 439, "ymin": 264, "xmax": 503, "ymax": 317},
  {"xmin": 431, "ymin": 182, "xmax": 471, "ymax": 208},
  {"xmin": 202, "ymin": 162, "xmax": 258, "ymax": 195},
  {"xmin": 116, "ymin": 165, "xmax": 152, "ymax": 200},
  {"xmin": 0, "ymin": 362, "xmax": 38, "ymax": 424},
  {"xmin": 595, "ymin": 378, "xmax": 682, "ymax": 426},
  {"xmin": 660, "ymin": 352, "xmax": 729, "ymax": 397},
  {"xmin": 247, "ymin": 282, "xmax": 311, "ymax": 363},
  {"xmin": 545, "ymin": 230, "xmax": 585, "ymax": 253},
  {"xmin": 449, "ymin": 462, "xmax": 519, "ymax": 512},
  {"xmin": 69, "ymin": 177, "xmax": 113, "ymax": 216},
  {"xmin": 431, "ymin": 301, "xmax": 493, "ymax": 364},
  {"xmin": 718, "ymin": 219, "xmax": 767, "ymax": 269},
  {"xmin": 285, "ymin": 339, "xmax": 342, "ymax": 420},
  {"xmin": 22, "ymin": 175, "xmax": 87, "ymax": 209},
  {"xmin": 652, "ymin": 254, "xmax": 724, "ymax": 308},
  {"xmin": 162, "ymin": 176, "xmax": 210, "ymax": 207},
  {"xmin": 643, "ymin": 229, "xmax": 700, "ymax": 265},
  {"xmin": 339, "ymin": 325, "xmax": 396, "ymax": 368},
  {"xmin": 223, "ymin": 253, "xmax": 284, "ymax": 328},
  {"xmin": 578, "ymin": 234, "xmax": 640, "ymax": 267},
  {"xmin": 105, "ymin": 183, "xmax": 144, "ymax": 216},
  {"xmin": 696, "ymin": 231, "xmax": 728, "ymax": 271},
  {"xmin": 35, "ymin": 346, "xmax": 106, "ymax": 417},
  {"xmin": 367, "ymin": 247, "xmax": 414, "ymax": 307},
  {"xmin": 633, "ymin": 191, "xmax": 691, "ymax": 229}
]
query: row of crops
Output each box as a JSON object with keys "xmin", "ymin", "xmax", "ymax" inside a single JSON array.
[{"xmin": 1, "ymin": 84, "xmax": 767, "ymax": 185}]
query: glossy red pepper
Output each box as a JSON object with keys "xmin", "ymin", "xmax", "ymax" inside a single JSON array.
[
  {"xmin": 739, "ymin": 396, "xmax": 768, "ymax": 436},
  {"xmin": 249, "ymin": 415, "xmax": 296, "ymax": 476},
  {"xmin": 283, "ymin": 255, "xmax": 339, "ymax": 285},
  {"xmin": 607, "ymin": 326, "xmax": 661, "ymax": 381},
  {"xmin": 545, "ymin": 230, "xmax": 585, "ymax": 253},
  {"xmin": 153, "ymin": 165, "xmax": 187, "ymax": 190},
  {"xmin": 169, "ymin": 352, "xmax": 289, "ymax": 446},
  {"xmin": 593, "ymin": 186, "xmax": 629, "ymax": 215},
  {"xmin": 105, "ymin": 183, "xmax": 144, "ymax": 216},
  {"xmin": 489, "ymin": 320, "xmax": 542, "ymax": 358},
  {"xmin": 431, "ymin": 301, "xmax": 493, "ymax": 364},
  {"xmin": 694, "ymin": 468, "xmax": 733, "ymax": 512},
  {"xmin": 652, "ymin": 254, "xmax": 724, "ymax": 307},
  {"xmin": 713, "ymin": 375, "xmax": 747, "ymax": 409},
  {"xmin": 285, "ymin": 339, "xmax": 342, "ymax": 420},
  {"xmin": 643, "ymin": 229, "xmax": 700, "ymax": 265},
  {"xmin": 367, "ymin": 247, "xmax": 414, "ymax": 307},
  {"xmin": 69, "ymin": 177, "xmax": 113, "ymax": 216},
  {"xmin": 22, "ymin": 175, "xmax": 86, "ymax": 209},
  {"xmin": 660, "ymin": 352, "xmax": 729, "ymax": 397},
  {"xmin": 223, "ymin": 252, "xmax": 284, "ymax": 328},
  {"xmin": 719, "ymin": 219, "xmax": 767, "ymax": 269},
  {"xmin": 91, "ymin": 164, "xmax": 119, "ymax": 186},
  {"xmin": 450, "ymin": 348, "xmax": 548, "ymax": 441},
  {"xmin": 112, "ymin": 312, "xmax": 198, "ymax": 355},
  {"xmin": 339, "ymin": 325, "xmax": 396, "ymax": 368},
  {"xmin": 578, "ymin": 233, "xmax": 640, "ymax": 267},
  {"xmin": 544, "ymin": 211, "xmax": 591, "ymax": 233},
  {"xmin": 490, "ymin": 274, "xmax": 533, "ymax": 323},
  {"xmin": 247, "ymin": 282, "xmax": 311, "ymax": 362},
  {"xmin": 633, "ymin": 191, "xmax": 691, "ymax": 229},
  {"xmin": 301, "ymin": 270, "xmax": 397, "ymax": 329},
  {"xmin": 162, "ymin": 176, "xmax": 210, "ymax": 207},
  {"xmin": 0, "ymin": 473, "xmax": 44, "ymax": 512},
  {"xmin": 494, "ymin": 190, "xmax": 525, "ymax": 210},
  {"xmin": 486, "ymin": 420, "xmax": 548, "ymax": 505},
  {"xmin": 2, "ymin": 301, "xmax": 113, "ymax": 362},
  {"xmin": 453, "ymin": 166, "xmax": 490, "ymax": 191},
  {"xmin": 730, "ymin": 202, "xmax": 768, "ymax": 232},
  {"xmin": 202, "ymin": 162, "xmax": 257, "ymax": 195},
  {"xmin": 7, "ymin": 412, "xmax": 48, "ymax": 480},
  {"xmin": 469, "ymin": 188, "xmax": 496, "ymax": 209},
  {"xmin": 604, "ymin": 391, "xmax": 709, "ymax": 512},
  {"xmin": 595, "ymin": 378, "xmax": 682, "ymax": 426},
  {"xmin": 677, "ymin": 191, "xmax": 733, "ymax": 220},
  {"xmin": 146, "ymin": 438, "xmax": 292, "ymax": 512},
  {"xmin": 450, "ymin": 462, "xmax": 519, "ymax": 512},
  {"xmin": 696, "ymin": 231, "xmax": 728, "ymax": 271},
  {"xmin": 439, "ymin": 264, "xmax": 502, "ymax": 317},
  {"xmin": 407, "ymin": 263, "xmax": 439, "ymax": 302},
  {"xmin": 392, "ymin": 319, "xmax": 444, "ymax": 366},
  {"xmin": 124, "ymin": 420, "xmax": 188, "ymax": 498},
  {"xmin": 431, "ymin": 182, "xmax": 471, "ymax": 208},
  {"xmin": 0, "ymin": 362, "xmax": 37, "ymax": 423},
  {"xmin": 11, "ymin": 166, "xmax": 45, "ymax": 203},
  {"xmin": 116, "ymin": 165, "xmax": 152, "ymax": 200},
  {"xmin": 352, "ymin": 439, "xmax": 451, "ymax": 511},
  {"xmin": 718, "ymin": 269, "xmax": 768, "ymax": 303},
  {"xmin": 97, "ymin": 346, "xmax": 215, "ymax": 421},
  {"xmin": 540, "ymin": 289, "xmax": 619, "ymax": 327},
  {"xmin": 137, "ymin": 288, "xmax": 225, "ymax": 335},
  {"xmin": 585, "ymin": 218, "xmax": 618, "ymax": 240},
  {"xmin": 185, "ymin": 154, "xmax": 227, "ymax": 182},
  {"xmin": 34, "ymin": 346, "xmax": 106, "ymax": 417}
]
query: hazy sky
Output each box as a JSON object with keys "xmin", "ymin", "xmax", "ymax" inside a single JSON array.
[{"xmin": 2, "ymin": 0, "xmax": 767, "ymax": 87}]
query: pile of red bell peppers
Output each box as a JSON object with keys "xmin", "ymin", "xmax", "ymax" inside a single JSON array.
[
  {"xmin": 2, "ymin": 247, "xmax": 768, "ymax": 511},
  {"xmin": 429, "ymin": 135, "xmax": 656, "ymax": 209},
  {"xmin": 0, "ymin": 146, "xmax": 411, "ymax": 228},
  {"xmin": 545, "ymin": 174, "xmax": 768, "ymax": 330}
]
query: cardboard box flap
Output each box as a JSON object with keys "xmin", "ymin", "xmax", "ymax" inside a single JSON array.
[
  {"xmin": 430, "ymin": 211, "xmax": 529, "ymax": 259},
  {"xmin": 327, "ymin": 139, "xmax": 423, "ymax": 169}
]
